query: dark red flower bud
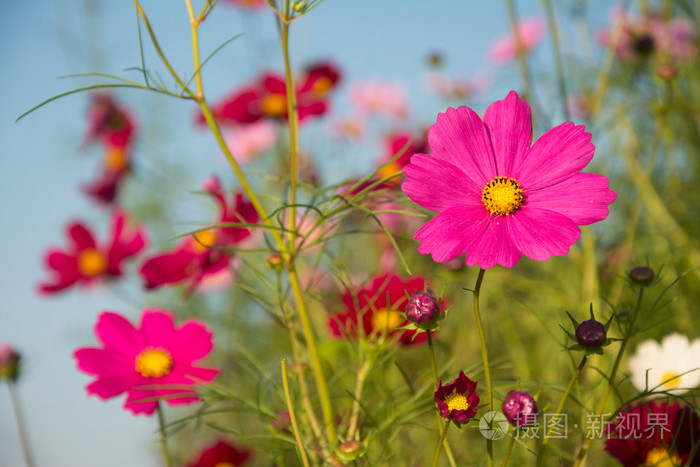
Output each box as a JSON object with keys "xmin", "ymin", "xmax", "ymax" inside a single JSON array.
[
  {"xmin": 629, "ymin": 266, "xmax": 655, "ymax": 287},
  {"xmin": 576, "ymin": 320, "xmax": 607, "ymax": 349},
  {"xmin": 405, "ymin": 290, "xmax": 439, "ymax": 327},
  {"xmin": 0, "ymin": 344, "xmax": 21, "ymax": 382},
  {"xmin": 502, "ymin": 390, "xmax": 538, "ymax": 427}
]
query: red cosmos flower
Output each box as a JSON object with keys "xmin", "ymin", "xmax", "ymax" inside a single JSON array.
[
  {"xmin": 376, "ymin": 131, "xmax": 427, "ymax": 188},
  {"xmin": 82, "ymin": 145, "xmax": 132, "ymax": 205},
  {"xmin": 434, "ymin": 371, "xmax": 480, "ymax": 426},
  {"xmin": 605, "ymin": 401, "xmax": 700, "ymax": 467},
  {"xmin": 74, "ymin": 309, "xmax": 219, "ymax": 416},
  {"xmin": 328, "ymin": 273, "xmax": 442, "ymax": 346},
  {"xmin": 83, "ymin": 92, "xmax": 136, "ymax": 149},
  {"xmin": 139, "ymin": 176, "xmax": 258, "ymax": 293},
  {"xmin": 38, "ymin": 210, "xmax": 147, "ymax": 294},
  {"xmin": 205, "ymin": 62, "xmax": 341, "ymax": 126},
  {"xmin": 186, "ymin": 440, "xmax": 252, "ymax": 467}
]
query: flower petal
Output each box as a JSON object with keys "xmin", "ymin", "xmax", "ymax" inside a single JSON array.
[
  {"xmin": 95, "ymin": 312, "xmax": 144, "ymax": 354},
  {"xmin": 169, "ymin": 321, "xmax": 214, "ymax": 364},
  {"xmin": 527, "ymin": 173, "xmax": 616, "ymax": 225},
  {"xmin": 507, "ymin": 208, "xmax": 581, "ymax": 261},
  {"xmin": 464, "ymin": 216, "xmax": 522, "ymax": 268},
  {"xmin": 483, "ymin": 90, "xmax": 533, "ymax": 176},
  {"xmin": 415, "ymin": 205, "xmax": 490, "ymax": 263},
  {"xmin": 402, "ymin": 153, "xmax": 482, "ymax": 212},
  {"xmin": 86, "ymin": 376, "xmax": 134, "ymax": 400},
  {"xmin": 74, "ymin": 347, "xmax": 134, "ymax": 377},
  {"xmin": 513, "ymin": 122, "xmax": 594, "ymax": 190},
  {"xmin": 140, "ymin": 310, "xmax": 176, "ymax": 348},
  {"xmin": 428, "ymin": 106, "xmax": 495, "ymax": 186},
  {"xmin": 68, "ymin": 222, "xmax": 97, "ymax": 250}
]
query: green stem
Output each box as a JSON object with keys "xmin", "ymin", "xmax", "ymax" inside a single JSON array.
[
  {"xmin": 8, "ymin": 383, "xmax": 35, "ymax": 467},
  {"xmin": 500, "ymin": 433, "xmax": 516, "ymax": 467},
  {"xmin": 572, "ymin": 289, "xmax": 645, "ymax": 467},
  {"xmin": 281, "ymin": 358, "xmax": 312, "ymax": 467},
  {"xmin": 427, "ymin": 332, "xmax": 458, "ymax": 467},
  {"xmin": 541, "ymin": 0, "xmax": 569, "ymax": 119},
  {"xmin": 287, "ymin": 263, "xmax": 337, "ymax": 445},
  {"xmin": 431, "ymin": 420, "xmax": 451, "ymax": 467},
  {"xmin": 471, "ymin": 268, "xmax": 492, "ymax": 467},
  {"xmin": 346, "ymin": 354, "xmax": 372, "ymax": 440},
  {"xmin": 537, "ymin": 356, "xmax": 587, "ymax": 465},
  {"xmin": 157, "ymin": 402, "xmax": 172, "ymax": 467}
]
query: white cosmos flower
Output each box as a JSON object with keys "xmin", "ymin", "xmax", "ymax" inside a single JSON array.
[{"xmin": 628, "ymin": 333, "xmax": 700, "ymax": 394}]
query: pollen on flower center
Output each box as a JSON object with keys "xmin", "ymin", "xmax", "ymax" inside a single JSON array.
[
  {"xmin": 644, "ymin": 447, "xmax": 681, "ymax": 467},
  {"xmin": 213, "ymin": 463, "xmax": 236, "ymax": 467},
  {"xmin": 661, "ymin": 372, "xmax": 680, "ymax": 388},
  {"xmin": 371, "ymin": 308, "xmax": 402, "ymax": 333},
  {"xmin": 445, "ymin": 392, "xmax": 469, "ymax": 412},
  {"xmin": 104, "ymin": 146, "xmax": 129, "ymax": 171},
  {"xmin": 78, "ymin": 248, "xmax": 107, "ymax": 277},
  {"xmin": 261, "ymin": 93, "xmax": 287, "ymax": 117},
  {"xmin": 135, "ymin": 348, "xmax": 173, "ymax": 378},
  {"xmin": 312, "ymin": 76, "xmax": 333, "ymax": 96},
  {"xmin": 378, "ymin": 160, "xmax": 402, "ymax": 184},
  {"xmin": 482, "ymin": 176, "xmax": 524, "ymax": 216},
  {"xmin": 192, "ymin": 229, "xmax": 218, "ymax": 252}
]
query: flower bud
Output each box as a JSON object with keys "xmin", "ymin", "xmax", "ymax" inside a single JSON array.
[
  {"xmin": 629, "ymin": 266, "xmax": 655, "ymax": 287},
  {"xmin": 0, "ymin": 344, "xmax": 21, "ymax": 382},
  {"xmin": 404, "ymin": 290, "xmax": 439, "ymax": 327},
  {"xmin": 502, "ymin": 391, "xmax": 538, "ymax": 427},
  {"xmin": 337, "ymin": 440, "xmax": 364, "ymax": 462},
  {"xmin": 575, "ymin": 319, "xmax": 607, "ymax": 349}
]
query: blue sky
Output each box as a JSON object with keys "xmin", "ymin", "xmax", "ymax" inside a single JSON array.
[{"xmin": 0, "ymin": 1, "xmax": 609, "ymax": 465}]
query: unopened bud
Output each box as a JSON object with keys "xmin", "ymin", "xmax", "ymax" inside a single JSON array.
[
  {"xmin": 575, "ymin": 320, "xmax": 607, "ymax": 349},
  {"xmin": 629, "ymin": 266, "xmax": 655, "ymax": 287},
  {"xmin": 405, "ymin": 290, "xmax": 439, "ymax": 327}
]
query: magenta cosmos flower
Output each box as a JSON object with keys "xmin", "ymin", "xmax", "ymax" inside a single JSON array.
[
  {"xmin": 488, "ymin": 18, "xmax": 547, "ymax": 65},
  {"xmin": 74, "ymin": 309, "xmax": 219, "ymax": 415},
  {"xmin": 186, "ymin": 439, "xmax": 252, "ymax": 467},
  {"xmin": 139, "ymin": 176, "xmax": 258, "ymax": 293},
  {"xmin": 401, "ymin": 91, "xmax": 616, "ymax": 269},
  {"xmin": 434, "ymin": 371, "xmax": 480, "ymax": 426},
  {"xmin": 39, "ymin": 210, "xmax": 147, "ymax": 294}
]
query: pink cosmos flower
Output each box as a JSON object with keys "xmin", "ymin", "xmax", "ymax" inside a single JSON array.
[
  {"xmin": 423, "ymin": 71, "xmax": 491, "ymax": 101},
  {"xmin": 187, "ymin": 439, "xmax": 252, "ymax": 467},
  {"xmin": 488, "ymin": 18, "xmax": 547, "ymax": 65},
  {"xmin": 39, "ymin": 210, "xmax": 147, "ymax": 294},
  {"xmin": 224, "ymin": 120, "xmax": 278, "ymax": 164},
  {"xmin": 349, "ymin": 79, "xmax": 408, "ymax": 119},
  {"xmin": 139, "ymin": 176, "xmax": 258, "ymax": 293},
  {"xmin": 328, "ymin": 273, "xmax": 444, "ymax": 346},
  {"xmin": 73, "ymin": 309, "xmax": 219, "ymax": 416},
  {"xmin": 83, "ymin": 92, "xmax": 136, "ymax": 149},
  {"xmin": 401, "ymin": 91, "xmax": 616, "ymax": 269},
  {"xmin": 597, "ymin": 7, "xmax": 697, "ymax": 63}
]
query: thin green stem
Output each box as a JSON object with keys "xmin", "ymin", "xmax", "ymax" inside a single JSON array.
[
  {"xmin": 537, "ymin": 356, "xmax": 587, "ymax": 465},
  {"xmin": 500, "ymin": 433, "xmax": 516, "ymax": 467},
  {"xmin": 8, "ymin": 383, "xmax": 35, "ymax": 467},
  {"xmin": 287, "ymin": 263, "xmax": 337, "ymax": 445},
  {"xmin": 157, "ymin": 402, "xmax": 172, "ymax": 467},
  {"xmin": 506, "ymin": 0, "xmax": 533, "ymax": 103},
  {"xmin": 471, "ymin": 268, "xmax": 492, "ymax": 467},
  {"xmin": 427, "ymin": 332, "xmax": 457, "ymax": 467},
  {"xmin": 431, "ymin": 420, "xmax": 451, "ymax": 467},
  {"xmin": 347, "ymin": 355, "xmax": 372, "ymax": 440},
  {"xmin": 572, "ymin": 289, "xmax": 645, "ymax": 467},
  {"xmin": 541, "ymin": 0, "xmax": 569, "ymax": 119},
  {"xmin": 281, "ymin": 358, "xmax": 312, "ymax": 467}
]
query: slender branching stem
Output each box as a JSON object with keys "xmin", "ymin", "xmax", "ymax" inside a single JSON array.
[
  {"xmin": 427, "ymin": 332, "xmax": 457, "ymax": 467},
  {"xmin": 281, "ymin": 358, "xmax": 312, "ymax": 467},
  {"xmin": 8, "ymin": 383, "xmax": 35, "ymax": 467},
  {"xmin": 157, "ymin": 402, "xmax": 172, "ymax": 467},
  {"xmin": 471, "ymin": 268, "xmax": 493, "ymax": 467}
]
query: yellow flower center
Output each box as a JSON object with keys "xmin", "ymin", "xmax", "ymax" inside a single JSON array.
[
  {"xmin": 644, "ymin": 447, "xmax": 681, "ymax": 467},
  {"xmin": 214, "ymin": 463, "xmax": 236, "ymax": 467},
  {"xmin": 371, "ymin": 308, "xmax": 402, "ymax": 333},
  {"xmin": 78, "ymin": 248, "xmax": 107, "ymax": 277},
  {"xmin": 445, "ymin": 392, "xmax": 469, "ymax": 412},
  {"xmin": 104, "ymin": 145, "xmax": 129, "ymax": 171},
  {"xmin": 378, "ymin": 160, "xmax": 403, "ymax": 185},
  {"xmin": 135, "ymin": 348, "xmax": 173, "ymax": 378},
  {"xmin": 482, "ymin": 176, "xmax": 524, "ymax": 216},
  {"xmin": 661, "ymin": 372, "xmax": 680, "ymax": 388},
  {"xmin": 192, "ymin": 229, "xmax": 218, "ymax": 253},
  {"xmin": 312, "ymin": 76, "xmax": 333, "ymax": 96},
  {"xmin": 261, "ymin": 93, "xmax": 287, "ymax": 117}
]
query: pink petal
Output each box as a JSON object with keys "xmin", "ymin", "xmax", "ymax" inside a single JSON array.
[
  {"xmin": 73, "ymin": 347, "xmax": 133, "ymax": 377},
  {"xmin": 68, "ymin": 222, "xmax": 97, "ymax": 250},
  {"xmin": 183, "ymin": 366, "xmax": 219, "ymax": 383},
  {"xmin": 483, "ymin": 91, "xmax": 533, "ymax": 176},
  {"xmin": 527, "ymin": 173, "xmax": 616, "ymax": 225},
  {"xmin": 169, "ymin": 321, "xmax": 214, "ymax": 364},
  {"xmin": 139, "ymin": 248, "xmax": 198, "ymax": 289},
  {"xmin": 140, "ymin": 310, "xmax": 176, "ymax": 348},
  {"xmin": 513, "ymin": 122, "xmax": 594, "ymax": 190},
  {"xmin": 402, "ymin": 154, "xmax": 483, "ymax": 212},
  {"xmin": 415, "ymin": 205, "xmax": 490, "ymax": 262},
  {"xmin": 508, "ymin": 208, "xmax": 581, "ymax": 261},
  {"xmin": 86, "ymin": 377, "xmax": 134, "ymax": 399},
  {"xmin": 123, "ymin": 389, "xmax": 159, "ymax": 415},
  {"xmin": 429, "ymin": 107, "xmax": 496, "ymax": 186},
  {"xmin": 95, "ymin": 312, "xmax": 144, "ymax": 354},
  {"xmin": 464, "ymin": 216, "xmax": 522, "ymax": 268},
  {"xmin": 45, "ymin": 251, "xmax": 75, "ymax": 270}
]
